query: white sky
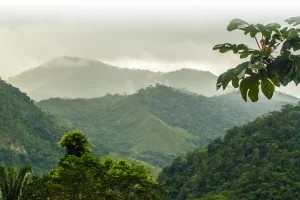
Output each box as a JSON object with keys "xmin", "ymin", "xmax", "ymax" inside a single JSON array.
[
  {"xmin": 0, "ymin": 0, "xmax": 300, "ymax": 80},
  {"xmin": 1, "ymin": 0, "xmax": 298, "ymax": 7}
]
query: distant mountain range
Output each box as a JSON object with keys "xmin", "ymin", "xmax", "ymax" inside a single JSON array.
[
  {"xmin": 7, "ymin": 56, "xmax": 231, "ymax": 101},
  {"xmin": 37, "ymin": 84, "xmax": 299, "ymax": 173}
]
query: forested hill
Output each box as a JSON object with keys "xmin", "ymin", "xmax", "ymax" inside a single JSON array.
[
  {"xmin": 37, "ymin": 84, "xmax": 298, "ymax": 171},
  {"xmin": 0, "ymin": 79, "xmax": 68, "ymax": 173},
  {"xmin": 7, "ymin": 56, "xmax": 230, "ymax": 100},
  {"xmin": 158, "ymin": 104, "xmax": 300, "ymax": 200}
]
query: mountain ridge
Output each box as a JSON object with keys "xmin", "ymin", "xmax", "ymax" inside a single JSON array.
[
  {"xmin": 36, "ymin": 84, "xmax": 299, "ymax": 171},
  {"xmin": 7, "ymin": 56, "xmax": 229, "ymax": 100}
]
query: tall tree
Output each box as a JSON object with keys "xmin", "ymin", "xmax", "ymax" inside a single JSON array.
[
  {"xmin": 58, "ymin": 130, "xmax": 91, "ymax": 158},
  {"xmin": 213, "ymin": 16, "xmax": 300, "ymax": 102},
  {"xmin": 0, "ymin": 164, "xmax": 32, "ymax": 200}
]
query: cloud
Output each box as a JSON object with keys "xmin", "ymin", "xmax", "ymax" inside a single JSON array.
[{"xmin": 0, "ymin": 5, "xmax": 299, "ymax": 79}]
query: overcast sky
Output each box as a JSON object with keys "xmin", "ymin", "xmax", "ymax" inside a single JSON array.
[{"xmin": 0, "ymin": 0, "xmax": 300, "ymax": 79}]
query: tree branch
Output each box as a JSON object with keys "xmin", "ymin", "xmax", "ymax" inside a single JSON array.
[{"xmin": 255, "ymin": 36, "xmax": 261, "ymax": 50}]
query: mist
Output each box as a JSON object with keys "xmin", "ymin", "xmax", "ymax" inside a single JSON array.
[{"xmin": 0, "ymin": 1, "xmax": 299, "ymax": 96}]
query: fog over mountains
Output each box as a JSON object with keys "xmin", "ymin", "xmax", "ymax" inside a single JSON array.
[
  {"xmin": 7, "ymin": 56, "xmax": 233, "ymax": 101},
  {"xmin": 7, "ymin": 56, "xmax": 299, "ymax": 100},
  {"xmin": 1, "ymin": 4, "xmax": 299, "ymax": 97}
]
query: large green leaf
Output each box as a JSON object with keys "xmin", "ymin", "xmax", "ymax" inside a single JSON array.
[
  {"xmin": 213, "ymin": 43, "xmax": 235, "ymax": 53},
  {"xmin": 270, "ymin": 76, "xmax": 281, "ymax": 87},
  {"xmin": 266, "ymin": 23, "xmax": 281, "ymax": 34},
  {"xmin": 227, "ymin": 19, "xmax": 249, "ymax": 31},
  {"xmin": 240, "ymin": 49, "xmax": 261, "ymax": 59},
  {"xmin": 285, "ymin": 16, "xmax": 300, "ymax": 26},
  {"xmin": 216, "ymin": 74, "xmax": 223, "ymax": 90},
  {"xmin": 232, "ymin": 77, "xmax": 239, "ymax": 88},
  {"xmin": 287, "ymin": 28, "xmax": 299, "ymax": 39},
  {"xmin": 239, "ymin": 75, "xmax": 259, "ymax": 102},
  {"xmin": 293, "ymin": 43, "xmax": 300, "ymax": 51},
  {"xmin": 213, "ymin": 43, "xmax": 249, "ymax": 54},
  {"xmin": 257, "ymin": 24, "xmax": 272, "ymax": 39},
  {"xmin": 280, "ymin": 27, "xmax": 290, "ymax": 38},
  {"xmin": 234, "ymin": 62, "xmax": 250, "ymax": 78},
  {"xmin": 292, "ymin": 57, "xmax": 300, "ymax": 85},
  {"xmin": 280, "ymin": 38, "xmax": 300, "ymax": 53},
  {"xmin": 221, "ymin": 69, "xmax": 235, "ymax": 90},
  {"xmin": 241, "ymin": 24, "xmax": 259, "ymax": 38},
  {"xmin": 261, "ymin": 78, "xmax": 275, "ymax": 99},
  {"xmin": 216, "ymin": 69, "xmax": 235, "ymax": 90},
  {"xmin": 267, "ymin": 56, "xmax": 293, "ymax": 84},
  {"xmin": 268, "ymin": 35, "xmax": 282, "ymax": 48},
  {"xmin": 248, "ymin": 81, "xmax": 260, "ymax": 102}
]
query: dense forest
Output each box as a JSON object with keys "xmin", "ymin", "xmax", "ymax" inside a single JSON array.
[
  {"xmin": 158, "ymin": 104, "xmax": 300, "ymax": 199},
  {"xmin": 0, "ymin": 79, "xmax": 68, "ymax": 173},
  {"xmin": 7, "ymin": 56, "xmax": 230, "ymax": 100},
  {"xmin": 21, "ymin": 130, "xmax": 167, "ymax": 200},
  {"xmin": 37, "ymin": 84, "xmax": 298, "ymax": 172}
]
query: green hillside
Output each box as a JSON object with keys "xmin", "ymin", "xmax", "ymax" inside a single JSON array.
[
  {"xmin": 142, "ymin": 84, "xmax": 299, "ymax": 143},
  {"xmin": 37, "ymin": 84, "xmax": 298, "ymax": 170},
  {"xmin": 0, "ymin": 79, "xmax": 68, "ymax": 173},
  {"xmin": 158, "ymin": 104, "xmax": 300, "ymax": 200},
  {"xmin": 38, "ymin": 91, "xmax": 199, "ymax": 168},
  {"xmin": 7, "ymin": 56, "xmax": 230, "ymax": 101}
]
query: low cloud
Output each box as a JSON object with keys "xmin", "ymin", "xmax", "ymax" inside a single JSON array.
[{"xmin": 0, "ymin": 5, "xmax": 299, "ymax": 79}]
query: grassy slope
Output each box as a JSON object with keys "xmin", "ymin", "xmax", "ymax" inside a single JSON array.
[
  {"xmin": 37, "ymin": 85, "xmax": 299, "ymax": 174},
  {"xmin": 38, "ymin": 92, "xmax": 199, "ymax": 169}
]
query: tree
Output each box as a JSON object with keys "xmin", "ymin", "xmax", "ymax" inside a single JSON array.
[
  {"xmin": 213, "ymin": 16, "xmax": 300, "ymax": 102},
  {"xmin": 0, "ymin": 164, "xmax": 32, "ymax": 200},
  {"xmin": 22, "ymin": 130, "xmax": 167, "ymax": 200},
  {"xmin": 58, "ymin": 130, "xmax": 91, "ymax": 157}
]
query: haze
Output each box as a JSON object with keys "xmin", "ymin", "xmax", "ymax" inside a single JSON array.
[{"xmin": 0, "ymin": 1, "xmax": 299, "ymax": 96}]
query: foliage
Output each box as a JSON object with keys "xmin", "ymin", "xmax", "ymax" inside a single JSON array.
[
  {"xmin": 0, "ymin": 164, "xmax": 32, "ymax": 200},
  {"xmin": 159, "ymin": 104, "xmax": 300, "ymax": 199},
  {"xmin": 22, "ymin": 132, "xmax": 167, "ymax": 200},
  {"xmin": 58, "ymin": 130, "xmax": 91, "ymax": 158},
  {"xmin": 108, "ymin": 152, "xmax": 162, "ymax": 179},
  {"xmin": 0, "ymin": 79, "xmax": 68, "ymax": 173},
  {"xmin": 214, "ymin": 16, "xmax": 300, "ymax": 102},
  {"xmin": 37, "ymin": 85, "xmax": 298, "ymax": 171}
]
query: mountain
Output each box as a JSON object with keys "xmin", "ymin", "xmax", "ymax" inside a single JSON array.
[
  {"xmin": 0, "ymin": 79, "xmax": 68, "ymax": 173},
  {"xmin": 7, "ymin": 56, "xmax": 229, "ymax": 101},
  {"xmin": 36, "ymin": 84, "xmax": 299, "ymax": 170},
  {"xmin": 158, "ymin": 104, "xmax": 300, "ymax": 200},
  {"xmin": 37, "ymin": 90, "xmax": 200, "ymax": 168}
]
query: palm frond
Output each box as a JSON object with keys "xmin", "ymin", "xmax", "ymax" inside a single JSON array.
[
  {"xmin": 13, "ymin": 166, "xmax": 32, "ymax": 200},
  {"xmin": 0, "ymin": 164, "xmax": 9, "ymax": 200}
]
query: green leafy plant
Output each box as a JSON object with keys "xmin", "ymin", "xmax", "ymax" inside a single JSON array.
[
  {"xmin": 0, "ymin": 164, "xmax": 32, "ymax": 200},
  {"xmin": 213, "ymin": 16, "xmax": 300, "ymax": 102},
  {"xmin": 58, "ymin": 130, "xmax": 91, "ymax": 158},
  {"xmin": 22, "ymin": 131, "xmax": 167, "ymax": 200}
]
